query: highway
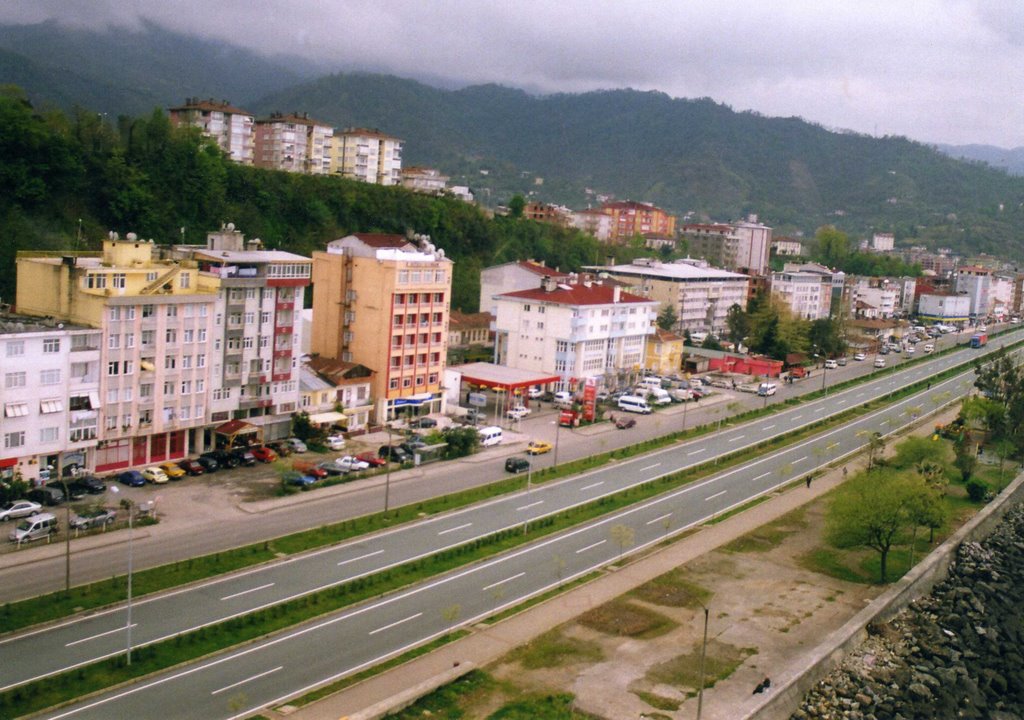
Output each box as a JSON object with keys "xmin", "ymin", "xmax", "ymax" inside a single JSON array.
[
  {"xmin": 6, "ymin": 330, "xmax": 1017, "ymax": 712},
  {"xmin": 29, "ymin": 355, "xmax": 990, "ymax": 720}
]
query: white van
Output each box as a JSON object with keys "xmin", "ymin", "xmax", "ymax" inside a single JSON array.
[
  {"xmin": 638, "ymin": 376, "xmax": 664, "ymax": 391},
  {"xmin": 477, "ymin": 426, "xmax": 504, "ymax": 447},
  {"xmin": 757, "ymin": 382, "xmax": 777, "ymax": 397},
  {"xmin": 646, "ymin": 387, "xmax": 672, "ymax": 405},
  {"xmin": 617, "ymin": 395, "xmax": 652, "ymax": 414},
  {"xmin": 9, "ymin": 512, "xmax": 58, "ymax": 543}
]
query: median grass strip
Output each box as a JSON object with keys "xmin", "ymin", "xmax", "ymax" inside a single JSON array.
[{"xmin": 0, "ymin": 371, "xmax": 973, "ymax": 717}]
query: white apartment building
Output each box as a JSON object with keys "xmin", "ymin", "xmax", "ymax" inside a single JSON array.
[
  {"xmin": 955, "ymin": 266, "xmax": 992, "ymax": 319},
  {"xmin": 990, "ymin": 274, "xmax": 1016, "ymax": 319},
  {"xmin": 851, "ymin": 278, "xmax": 900, "ymax": 319},
  {"xmin": 872, "ymin": 233, "xmax": 895, "ymax": 252},
  {"xmin": 334, "ymin": 128, "xmax": 403, "ymax": 185},
  {"xmin": 917, "ymin": 293, "xmax": 971, "ymax": 323},
  {"xmin": 479, "ymin": 260, "xmax": 571, "ymax": 317},
  {"xmin": 593, "ymin": 258, "xmax": 749, "ymax": 335},
  {"xmin": 570, "ymin": 208, "xmax": 613, "ymax": 242},
  {"xmin": 401, "ymin": 166, "xmax": 449, "ymax": 194},
  {"xmin": 0, "ymin": 319, "xmax": 101, "ymax": 483},
  {"xmin": 168, "ymin": 98, "xmax": 255, "ymax": 165},
  {"xmin": 771, "ymin": 269, "xmax": 829, "ymax": 320},
  {"xmin": 772, "ymin": 238, "xmax": 804, "ymax": 256},
  {"xmin": 493, "ymin": 277, "xmax": 657, "ymax": 393}
]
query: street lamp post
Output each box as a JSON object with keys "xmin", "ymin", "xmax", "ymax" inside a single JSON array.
[
  {"xmin": 109, "ymin": 486, "xmax": 134, "ymax": 666},
  {"xmin": 697, "ymin": 603, "xmax": 709, "ymax": 720},
  {"xmin": 553, "ymin": 416, "xmax": 562, "ymax": 469},
  {"xmin": 57, "ymin": 471, "xmax": 71, "ymax": 592},
  {"xmin": 384, "ymin": 420, "xmax": 393, "ymax": 513}
]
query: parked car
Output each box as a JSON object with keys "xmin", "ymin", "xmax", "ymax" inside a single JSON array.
[
  {"xmin": 504, "ymin": 457, "xmax": 530, "ymax": 474},
  {"xmin": 335, "ymin": 455, "xmax": 370, "ymax": 473},
  {"xmin": 118, "ymin": 470, "xmax": 146, "ymax": 487},
  {"xmin": 204, "ymin": 449, "xmax": 240, "ymax": 469},
  {"xmin": 506, "ymin": 405, "xmax": 531, "ymax": 420},
  {"xmin": 552, "ymin": 391, "xmax": 573, "ymax": 407},
  {"xmin": 230, "ymin": 448, "xmax": 257, "ymax": 466},
  {"xmin": 874, "ymin": 357, "xmax": 887, "ymax": 368},
  {"xmin": 141, "ymin": 467, "xmax": 169, "ymax": 484},
  {"xmin": 854, "ymin": 353, "xmax": 867, "ymax": 361},
  {"xmin": 525, "ymin": 440, "xmax": 553, "ymax": 455},
  {"xmin": 837, "ymin": 357, "xmax": 848, "ymax": 366},
  {"xmin": 378, "ymin": 445, "xmax": 410, "ymax": 463},
  {"xmin": 527, "ymin": 386, "xmax": 543, "ymax": 399},
  {"xmin": 286, "ymin": 437, "xmax": 308, "ymax": 453},
  {"xmin": 0, "ymin": 500, "xmax": 42, "ymax": 522},
  {"xmin": 159, "ymin": 462, "xmax": 187, "ymax": 480},
  {"xmin": 923, "ymin": 343, "xmax": 935, "ymax": 353},
  {"xmin": 48, "ymin": 481, "xmax": 84, "ymax": 501},
  {"xmin": 266, "ymin": 440, "xmax": 292, "ymax": 457},
  {"xmin": 28, "ymin": 486, "xmax": 65, "ymax": 506},
  {"xmin": 177, "ymin": 459, "xmax": 205, "ymax": 476},
  {"xmin": 292, "ymin": 461, "xmax": 329, "ymax": 479},
  {"xmin": 69, "ymin": 507, "xmax": 117, "ymax": 530},
  {"xmin": 251, "ymin": 446, "xmax": 278, "ymax": 463},
  {"xmin": 282, "ymin": 471, "xmax": 318, "ymax": 488},
  {"xmin": 9, "ymin": 513, "xmax": 58, "ymax": 543},
  {"xmin": 355, "ymin": 451, "xmax": 387, "ymax": 467},
  {"xmin": 195, "ymin": 455, "xmax": 219, "ymax": 473},
  {"xmin": 408, "ymin": 416, "xmax": 438, "ymax": 429},
  {"xmin": 325, "ymin": 435, "xmax": 346, "ymax": 451},
  {"xmin": 615, "ymin": 416, "xmax": 637, "ymax": 429},
  {"xmin": 315, "ymin": 460, "xmax": 347, "ymax": 477},
  {"xmin": 70, "ymin": 475, "xmax": 107, "ymax": 495},
  {"xmin": 400, "ymin": 439, "xmax": 428, "ymax": 456},
  {"xmin": 824, "ymin": 359, "xmax": 838, "ymax": 369}
]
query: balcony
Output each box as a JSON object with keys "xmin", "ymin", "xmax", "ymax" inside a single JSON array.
[
  {"xmin": 272, "ymin": 372, "xmax": 291, "ymax": 382},
  {"xmin": 273, "ymin": 326, "xmax": 292, "ymax": 336}
]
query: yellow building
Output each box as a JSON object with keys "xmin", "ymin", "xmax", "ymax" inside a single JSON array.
[
  {"xmin": 644, "ymin": 328, "xmax": 684, "ymax": 376},
  {"xmin": 333, "ymin": 128, "xmax": 403, "ymax": 185},
  {"xmin": 311, "ymin": 233, "xmax": 452, "ymax": 422},
  {"xmin": 17, "ymin": 234, "xmax": 218, "ymax": 471}
]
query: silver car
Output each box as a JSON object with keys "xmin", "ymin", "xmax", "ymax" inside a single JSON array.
[{"xmin": 0, "ymin": 500, "xmax": 42, "ymax": 522}]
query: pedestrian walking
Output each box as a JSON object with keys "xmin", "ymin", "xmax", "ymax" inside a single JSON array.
[
  {"xmin": 805, "ymin": 475, "xmax": 812, "ymax": 488},
  {"xmin": 843, "ymin": 467, "xmax": 848, "ymax": 478}
]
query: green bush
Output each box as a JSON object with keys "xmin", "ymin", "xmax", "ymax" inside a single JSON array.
[{"xmin": 966, "ymin": 478, "xmax": 988, "ymax": 502}]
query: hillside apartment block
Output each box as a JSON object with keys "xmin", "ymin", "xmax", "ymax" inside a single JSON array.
[
  {"xmin": 254, "ymin": 112, "xmax": 334, "ymax": 175},
  {"xmin": 332, "ymin": 128, "xmax": 404, "ymax": 185},
  {"xmin": 311, "ymin": 233, "xmax": 452, "ymax": 423},
  {"xmin": 15, "ymin": 226, "xmax": 310, "ymax": 474},
  {"xmin": 168, "ymin": 98, "xmax": 255, "ymax": 165}
]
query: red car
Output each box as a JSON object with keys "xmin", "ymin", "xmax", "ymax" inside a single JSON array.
[
  {"xmin": 356, "ymin": 451, "xmax": 387, "ymax": 468},
  {"xmin": 251, "ymin": 446, "xmax": 278, "ymax": 463},
  {"xmin": 177, "ymin": 459, "xmax": 205, "ymax": 476},
  {"xmin": 615, "ymin": 416, "xmax": 637, "ymax": 429}
]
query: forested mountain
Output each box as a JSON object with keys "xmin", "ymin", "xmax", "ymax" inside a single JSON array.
[{"xmin": 935, "ymin": 143, "xmax": 1024, "ymax": 177}]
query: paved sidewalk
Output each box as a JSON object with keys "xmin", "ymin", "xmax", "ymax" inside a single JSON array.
[{"xmin": 269, "ymin": 456, "xmax": 856, "ymax": 720}]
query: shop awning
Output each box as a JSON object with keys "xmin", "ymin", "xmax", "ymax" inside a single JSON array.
[
  {"xmin": 308, "ymin": 411, "xmax": 346, "ymax": 425},
  {"xmin": 0, "ymin": 458, "xmax": 18, "ymax": 469}
]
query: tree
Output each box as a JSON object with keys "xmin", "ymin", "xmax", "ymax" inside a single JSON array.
[
  {"xmin": 812, "ymin": 226, "xmax": 851, "ymax": 268},
  {"xmin": 656, "ymin": 304, "xmax": 678, "ymax": 331},
  {"xmin": 290, "ymin": 412, "xmax": 324, "ymax": 443},
  {"xmin": 857, "ymin": 430, "xmax": 886, "ymax": 470},
  {"xmin": 442, "ymin": 425, "xmax": 480, "ymax": 459},
  {"xmin": 827, "ymin": 470, "xmax": 919, "ymax": 583},
  {"xmin": 725, "ymin": 303, "xmax": 749, "ymax": 346},
  {"xmin": 609, "ymin": 523, "xmax": 635, "ymax": 561},
  {"xmin": 507, "ymin": 194, "xmax": 526, "ymax": 218},
  {"xmin": 953, "ymin": 438, "xmax": 977, "ymax": 482}
]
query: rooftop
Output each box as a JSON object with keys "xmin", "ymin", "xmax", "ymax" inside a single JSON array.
[
  {"xmin": 497, "ymin": 281, "xmax": 655, "ymax": 307},
  {"xmin": 593, "ymin": 259, "xmax": 748, "ymax": 281}
]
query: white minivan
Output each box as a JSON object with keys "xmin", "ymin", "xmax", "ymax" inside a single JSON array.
[
  {"xmin": 757, "ymin": 382, "xmax": 777, "ymax": 397},
  {"xmin": 9, "ymin": 513, "xmax": 58, "ymax": 543},
  {"xmin": 617, "ymin": 395, "xmax": 652, "ymax": 414},
  {"xmin": 477, "ymin": 426, "xmax": 504, "ymax": 447},
  {"xmin": 646, "ymin": 387, "xmax": 672, "ymax": 405}
]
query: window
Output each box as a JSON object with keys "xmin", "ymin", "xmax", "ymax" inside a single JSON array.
[
  {"xmin": 260, "ymin": 311, "xmax": 271, "ymax": 323},
  {"xmin": 140, "ymin": 384, "xmax": 153, "ymax": 398},
  {"xmin": 39, "ymin": 427, "xmax": 59, "ymax": 443},
  {"xmin": 105, "ymin": 415, "xmax": 117, "ymax": 430},
  {"xmin": 165, "ymin": 329, "xmax": 177, "ymax": 344},
  {"xmin": 198, "ymin": 305, "xmax": 208, "ymax": 318},
  {"xmin": 197, "ymin": 328, "xmax": 207, "ymax": 342},
  {"xmin": 125, "ymin": 333, "xmax": 135, "ymax": 348},
  {"xmin": 121, "ymin": 414, "xmax": 132, "ymax": 427},
  {"xmin": 164, "ymin": 356, "xmax": 176, "ymax": 370},
  {"xmin": 196, "ymin": 353, "xmax": 206, "ymax": 368},
  {"xmin": 106, "ymin": 389, "xmax": 119, "ymax": 404},
  {"xmin": 112, "ymin": 273, "xmax": 126, "ymax": 289},
  {"xmin": 394, "ymin": 294, "xmax": 405, "ymax": 305},
  {"xmin": 4, "ymin": 431, "xmax": 25, "ymax": 449},
  {"xmin": 408, "ymin": 293, "xmax": 418, "ymax": 304},
  {"xmin": 179, "ymin": 273, "xmax": 190, "ymax": 288},
  {"xmin": 195, "ymin": 379, "xmax": 205, "ymax": 393},
  {"xmin": 146, "ymin": 271, "xmax": 158, "ymax": 282},
  {"xmin": 389, "ymin": 378, "xmax": 400, "ymax": 390},
  {"xmin": 246, "ymin": 287, "xmax": 257, "ymax": 300},
  {"xmin": 40, "ymin": 399, "xmax": 63, "ymax": 414},
  {"xmin": 108, "ymin": 335, "xmax": 120, "ymax": 349},
  {"xmin": 259, "ymin": 335, "xmax": 269, "ymax": 349},
  {"xmin": 142, "ymin": 304, "xmax": 154, "ymax": 318},
  {"xmin": 123, "ymin": 387, "xmax": 133, "ymax": 402},
  {"xmin": 122, "ymin": 361, "xmax": 133, "ymax": 375},
  {"xmin": 183, "ymin": 329, "xmax": 194, "ymax": 343},
  {"xmin": 398, "ymin": 270, "xmax": 409, "ymax": 284},
  {"xmin": 6, "ymin": 341, "xmax": 24, "ymax": 357},
  {"xmin": 141, "ymin": 330, "xmax": 155, "ymax": 348},
  {"xmin": 41, "ymin": 369, "xmax": 61, "ymax": 385},
  {"xmin": 181, "ymin": 380, "xmax": 192, "ymax": 394},
  {"xmin": 243, "ymin": 336, "xmax": 254, "ymax": 349},
  {"xmin": 5, "ymin": 371, "xmax": 26, "ymax": 388},
  {"xmin": 428, "ymin": 373, "xmax": 438, "ymax": 384},
  {"xmin": 43, "ymin": 338, "xmax": 61, "ymax": 353},
  {"xmin": 229, "ymin": 313, "xmax": 242, "ymax": 327},
  {"xmin": 86, "ymin": 273, "xmax": 107, "ymax": 289},
  {"xmin": 163, "ymin": 381, "xmax": 174, "ymax": 395},
  {"xmin": 4, "ymin": 402, "xmax": 29, "ymax": 417},
  {"xmin": 434, "ymin": 292, "xmax": 444, "ymax": 303},
  {"xmin": 402, "ymin": 378, "xmax": 412, "ymax": 388},
  {"xmin": 244, "ymin": 312, "xmax": 255, "ymax": 325},
  {"xmin": 182, "ymin": 355, "xmax": 192, "ymax": 369},
  {"xmin": 166, "ymin": 305, "xmax": 178, "ymax": 318}
]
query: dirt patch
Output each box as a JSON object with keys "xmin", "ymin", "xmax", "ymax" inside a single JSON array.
[{"xmin": 578, "ymin": 599, "xmax": 677, "ymax": 639}]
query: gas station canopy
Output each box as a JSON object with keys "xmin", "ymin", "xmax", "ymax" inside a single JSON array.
[{"xmin": 450, "ymin": 362, "xmax": 561, "ymax": 393}]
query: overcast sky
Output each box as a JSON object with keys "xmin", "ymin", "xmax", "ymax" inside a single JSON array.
[{"xmin": 4, "ymin": 0, "xmax": 1023, "ymax": 148}]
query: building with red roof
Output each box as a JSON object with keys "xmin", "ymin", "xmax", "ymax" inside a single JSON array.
[{"xmin": 169, "ymin": 97, "xmax": 255, "ymax": 165}]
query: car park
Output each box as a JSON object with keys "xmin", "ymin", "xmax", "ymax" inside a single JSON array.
[
  {"xmin": 355, "ymin": 451, "xmax": 387, "ymax": 467},
  {"xmin": 159, "ymin": 462, "xmax": 187, "ymax": 479},
  {"xmin": 335, "ymin": 455, "xmax": 370, "ymax": 473},
  {"xmin": 231, "ymin": 448, "xmax": 257, "ymax": 466},
  {"xmin": 28, "ymin": 486, "xmax": 65, "ymax": 506},
  {"xmin": 177, "ymin": 459, "xmax": 205, "ymax": 476},
  {"xmin": 504, "ymin": 457, "xmax": 530, "ymax": 474},
  {"xmin": 378, "ymin": 445, "xmax": 410, "ymax": 463},
  {"xmin": 141, "ymin": 467, "xmax": 169, "ymax": 484},
  {"xmin": 69, "ymin": 507, "xmax": 117, "ymax": 530},
  {"xmin": 408, "ymin": 416, "xmax": 438, "ymax": 429},
  {"xmin": 0, "ymin": 500, "xmax": 42, "ymax": 522},
  {"xmin": 325, "ymin": 435, "xmax": 346, "ymax": 451},
  {"xmin": 506, "ymin": 405, "xmax": 531, "ymax": 420},
  {"xmin": 70, "ymin": 475, "xmax": 107, "ymax": 495},
  {"xmin": 526, "ymin": 440, "xmax": 553, "ymax": 455},
  {"xmin": 615, "ymin": 416, "xmax": 637, "ymax": 429},
  {"xmin": 251, "ymin": 446, "xmax": 278, "ymax": 463},
  {"xmin": 854, "ymin": 353, "xmax": 867, "ymax": 361},
  {"xmin": 118, "ymin": 470, "xmax": 146, "ymax": 487},
  {"xmin": 286, "ymin": 437, "xmax": 308, "ymax": 453},
  {"xmin": 9, "ymin": 513, "xmax": 58, "ymax": 543}
]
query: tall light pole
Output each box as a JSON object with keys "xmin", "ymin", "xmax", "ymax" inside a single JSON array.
[
  {"xmin": 57, "ymin": 471, "xmax": 71, "ymax": 592},
  {"xmin": 109, "ymin": 486, "xmax": 134, "ymax": 666},
  {"xmin": 696, "ymin": 603, "xmax": 709, "ymax": 720},
  {"xmin": 384, "ymin": 420, "xmax": 393, "ymax": 513},
  {"xmin": 553, "ymin": 416, "xmax": 562, "ymax": 468}
]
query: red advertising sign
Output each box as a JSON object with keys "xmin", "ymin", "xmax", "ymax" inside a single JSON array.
[{"xmin": 582, "ymin": 377, "xmax": 597, "ymax": 422}]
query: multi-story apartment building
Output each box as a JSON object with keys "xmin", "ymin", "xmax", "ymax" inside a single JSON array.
[
  {"xmin": 955, "ymin": 265, "xmax": 992, "ymax": 320},
  {"xmin": 600, "ymin": 201, "xmax": 676, "ymax": 244},
  {"xmin": 254, "ymin": 112, "xmax": 334, "ymax": 175},
  {"xmin": 401, "ymin": 166, "xmax": 449, "ymax": 194},
  {"xmin": 492, "ymin": 277, "xmax": 657, "ymax": 393},
  {"xmin": 570, "ymin": 208, "xmax": 613, "ymax": 242},
  {"xmin": 168, "ymin": 97, "xmax": 255, "ymax": 165},
  {"xmin": 592, "ymin": 258, "xmax": 749, "ymax": 336},
  {"xmin": 0, "ymin": 316, "xmax": 101, "ymax": 483},
  {"xmin": 17, "ymin": 235, "xmax": 218, "ymax": 472},
  {"xmin": 771, "ymin": 268, "xmax": 830, "ymax": 320},
  {"xmin": 771, "ymin": 237, "xmax": 804, "ymax": 257},
  {"xmin": 917, "ymin": 293, "xmax": 971, "ymax": 323},
  {"xmin": 902, "ymin": 247, "xmax": 959, "ymax": 276},
  {"xmin": 990, "ymin": 274, "xmax": 1016, "ymax": 319},
  {"xmin": 850, "ymin": 277, "xmax": 901, "ymax": 319},
  {"xmin": 164, "ymin": 224, "xmax": 311, "ymax": 440},
  {"xmin": 311, "ymin": 233, "xmax": 452, "ymax": 423},
  {"xmin": 333, "ymin": 128, "xmax": 403, "ymax": 185},
  {"xmin": 523, "ymin": 201, "xmax": 573, "ymax": 227},
  {"xmin": 871, "ymin": 233, "xmax": 895, "ymax": 252},
  {"xmin": 685, "ymin": 215, "xmax": 772, "ymax": 275},
  {"xmin": 479, "ymin": 260, "xmax": 571, "ymax": 317}
]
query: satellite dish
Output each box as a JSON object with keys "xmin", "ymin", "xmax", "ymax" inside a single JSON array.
[
  {"xmin": 226, "ymin": 222, "xmax": 235, "ymax": 231},
  {"xmin": 126, "ymin": 232, "xmax": 138, "ymax": 241}
]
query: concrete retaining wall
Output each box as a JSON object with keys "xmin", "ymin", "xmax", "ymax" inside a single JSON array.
[{"xmin": 745, "ymin": 471, "xmax": 1024, "ymax": 720}]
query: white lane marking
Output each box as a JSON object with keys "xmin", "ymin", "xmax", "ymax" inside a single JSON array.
[
  {"xmin": 438, "ymin": 522, "xmax": 473, "ymax": 536},
  {"xmin": 482, "ymin": 572, "xmax": 526, "ymax": 592},
  {"xmin": 576, "ymin": 539, "xmax": 607, "ymax": 554},
  {"xmin": 639, "ymin": 463, "xmax": 661, "ymax": 472},
  {"xmin": 856, "ymin": 392, "xmax": 865, "ymax": 399},
  {"xmin": 337, "ymin": 549, "xmax": 385, "ymax": 567},
  {"xmin": 369, "ymin": 612, "xmax": 423, "ymax": 636},
  {"xmin": 753, "ymin": 472, "xmax": 770, "ymax": 481},
  {"xmin": 763, "ymin": 425, "xmax": 775, "ymax": 431},
  {"xmin": 211, "ymin": 666, "xmax": 282, "ymax": 696},
  {"xmin": 65, "ymin": 623, "xmax": 138, "ymax": 648},
  {"xmin": 688, "ymin": 449, "xmax": 705, "ymax": 456},
  {"xmin": 792, "ymin": 415, "xmax": 803, "ymax": 420},
  {"xmin": 815, "ymin": 407, "xmax": 824, "ymax": 413},
  {"xmin": 793, "ymin": 456, "xmax": 808, "ymax": 464},
  {"xmin": 516, "ymin": 500, "xmax": 544, "ymax": 512},
  {"xmin": 646, "ymin": 512, "xmax": 672, "ymax": 526},
  {"xmin": 220, "ymin": 582, "xmax": 275, "ymax": 602},
  {"xmin": 836, "ymin": 399, "xmax": 846, "ymax": 404},
  {"xmin": 729, "ymin": 435, "xmax": 745, "ymax": 443},
  {"xmin": 581, "ymin": 481, "xmax": 604, "ymax": 491},
  {"xmin": 705, "ymin": 490, "xmax": 727, "ymax": 502}
]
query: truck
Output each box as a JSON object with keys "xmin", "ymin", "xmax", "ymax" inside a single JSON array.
[{"xmin": 970, "ymin": 333, "xmax": 988, "ymax": 348}]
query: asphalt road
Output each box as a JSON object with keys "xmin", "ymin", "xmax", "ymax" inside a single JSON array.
[
  {"xmin": 6, "ymin": 329, "xmax": 1018, "ymax": 709},
  {"xmin": 0, "ymin": 324, "xmax": 988, "ymax": 603},
  {"xmin": 28, "ymin": 358, "xmax": 989, "ymax": 720}
]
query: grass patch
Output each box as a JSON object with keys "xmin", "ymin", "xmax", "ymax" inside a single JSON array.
[
  {"xmin": 630, "ymin": 569, "xmax": 712, "ymax": 609},
  {"xmin": 646, "ymin": 639, "xmax": 756, "ymax": 692},
  {"xmin": 633, "ymin": 689, "xmax": 681, "ymax": 711},
  {"xmin": 798, "ymin": 547, "xmax": 876, "ymax": 584},
  {"xmin": 579, "ymin": 599, "xmax": 677, "ymax": 639},
  {"xmin": 487, "ymin": 693, "xmax": 598, "ymax": 720},
  {"xmin": 723, "ymin": 507, "xmax": 808, "ymax": 554},
  {"xmin": 507, "ymin": 629, "xmax": 604, "ymax": 669},
  {"xmin": 381, "ymin": 669, "xmax": 497, "ymax": 719}
]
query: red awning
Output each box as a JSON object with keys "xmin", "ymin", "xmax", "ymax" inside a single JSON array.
[{"xmin": 0, "ymin": 457, "xmax": 18, "ymax": 468}]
